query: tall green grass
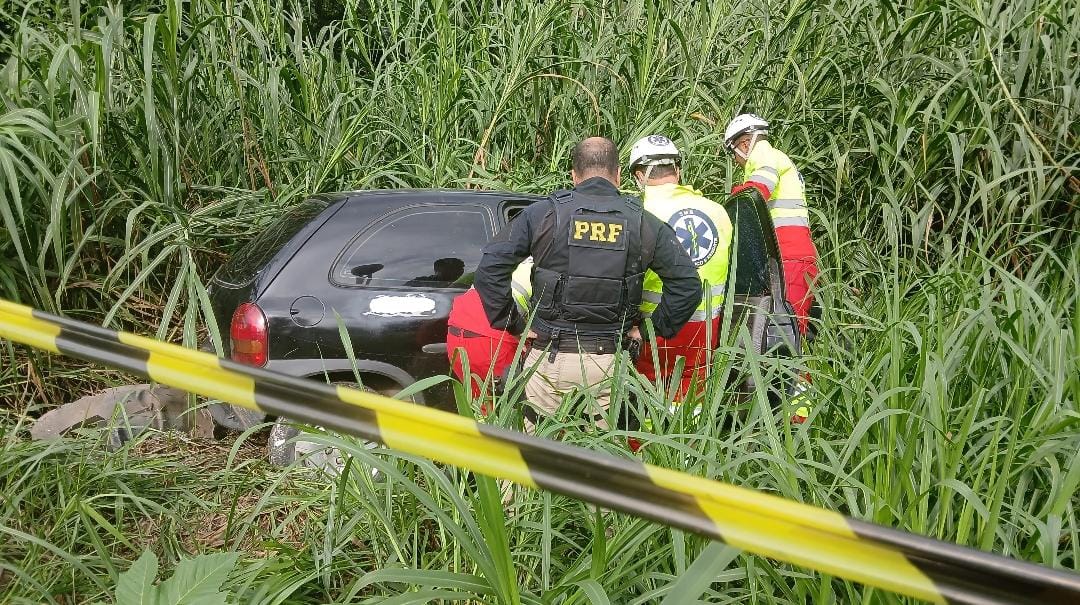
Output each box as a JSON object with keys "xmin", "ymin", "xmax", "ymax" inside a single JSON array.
[
  {"xmin": 1, "ymin": 0, "xmax": 1074, "ymax": 328},
  {"xmin": 0, "ymin": 0, "xmax": 1077, "ymax": 602}
]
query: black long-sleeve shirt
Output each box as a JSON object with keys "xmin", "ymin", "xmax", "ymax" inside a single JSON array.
[{"xmin": 474, "ymin": 177, "xmax": 701, "ymax": 339}]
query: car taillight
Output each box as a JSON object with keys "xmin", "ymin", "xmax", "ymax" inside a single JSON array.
[{"xmin": 230, "ymin": 302, "xmax": 268, "ymax": 366}]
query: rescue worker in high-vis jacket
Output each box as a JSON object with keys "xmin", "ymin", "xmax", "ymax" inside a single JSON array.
[
  {"xmin": 629, "ymin": 135, "xmax": 733, "ymax": 399},
  {"xmin": 474, "ymin": 137, "xmax": 701, "ymax": 432},
  {"xmin": 724, "ymin": 114, "xmax": 819, "ymax": 335},
  {"xmin": 446, "ymin": 261, "xmax": 532, "ymax": 403}
]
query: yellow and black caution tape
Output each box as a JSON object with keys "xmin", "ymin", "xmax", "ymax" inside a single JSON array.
[{"xmin": 2, "ymin": 298, "xmax": 1078, "ymax": 604}]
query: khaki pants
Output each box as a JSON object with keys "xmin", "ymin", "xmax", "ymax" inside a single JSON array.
[{"xmin": 522, "ymin": 348, "xmax": 615, "ymax": 432}]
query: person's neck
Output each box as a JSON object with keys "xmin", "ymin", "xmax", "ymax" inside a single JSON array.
[
  {"xmin": 645, "ymin": 177, "xmax": 679, "ymax": 186},
  {"xmin": 574, "ymin": 174, "xmax": 616, "ymax": 186}
]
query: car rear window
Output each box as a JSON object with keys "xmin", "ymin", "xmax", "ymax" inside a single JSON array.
[
  {"xmin": 332, "ymin": 206, "xmax": 492, "ymax": 289},
  {"xmin": 215, "ymin": 199, "xmax": 331, "ymax": 287}
]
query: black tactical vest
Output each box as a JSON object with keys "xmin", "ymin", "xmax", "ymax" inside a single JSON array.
[{"xmin": 529, "ymin": 189, "xmax": 646, "ymax": 337}]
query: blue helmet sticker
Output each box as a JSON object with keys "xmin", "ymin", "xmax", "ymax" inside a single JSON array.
[{"xmin": 668, "ymin": 209, "xmax": 718, "ymax": 267}]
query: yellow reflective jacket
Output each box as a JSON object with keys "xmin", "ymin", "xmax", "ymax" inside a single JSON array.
[
  {"xmin": 744, "ymin": 140, "xmax": 809, "ymax": 228},
  {"xmin": 639, "ymin": 183, "xmax": 732, "ymax": 322}
]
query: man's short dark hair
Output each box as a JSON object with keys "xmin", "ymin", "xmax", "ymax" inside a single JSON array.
[
  {"xmin": 572, "ymin": 137, "xmax": 619, "ymax": 177},
  {"xmin": 639, "ymin": 164, "xmax": 677, "ymax": 180}
]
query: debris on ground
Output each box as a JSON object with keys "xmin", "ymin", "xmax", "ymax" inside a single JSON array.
[
  {"xmin": 30, "ymin": 384, "xmax": 213, "ymax": 446},
  {"xmin": 30, "ymin": 383, "xmax": 346, "ymax": 473}
]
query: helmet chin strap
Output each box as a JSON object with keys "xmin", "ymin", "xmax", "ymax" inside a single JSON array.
[
  {"xmin": 634, "ymin": 160, "xmax": 678, "ymax": 187},
  {"xmin": 632, "ymin": 164, "xmax": 655, "ymax": 188}
]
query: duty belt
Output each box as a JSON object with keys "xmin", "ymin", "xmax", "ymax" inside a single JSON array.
[{"xmin": 532, "ymin": 333, "xmax": 621, "ymax": 358}]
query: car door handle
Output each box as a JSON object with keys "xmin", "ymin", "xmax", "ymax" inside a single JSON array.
[{"xmin": 421, "ymin": 343, "xmax": 448, "ymax": 355}]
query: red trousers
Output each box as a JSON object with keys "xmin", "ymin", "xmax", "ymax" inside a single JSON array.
[
  {"xmin": 776, "ymin": 226, "xmax": 819, "ymax": 335},
  {"xmin": 635, "ymin": 317, "xmax": 721, "ymax": 400},
  {"xmin": 446, "ymin": 289, "xmax": 520, "ymax": 399}
]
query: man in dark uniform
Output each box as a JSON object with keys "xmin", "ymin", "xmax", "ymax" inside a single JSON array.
[{"xmin": 474, "ymin": 137, "xmax": 701, "ymax": 431}]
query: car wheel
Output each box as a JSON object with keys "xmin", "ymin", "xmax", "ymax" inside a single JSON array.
[
  {"xmin": 267, "ymin": 381, "xmax": 378, "ymax": 476},
  {"xmin": 268, "ymin": 420, "xmax": 348, "ymax": 474},
  {"xmin": 198, "ymin": 339, "xmax": 269, "ymax": 432}
]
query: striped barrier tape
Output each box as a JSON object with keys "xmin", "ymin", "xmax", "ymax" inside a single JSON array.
[{"xmin": 2, "ymin": 298, "xmax": 1078, "ymax": 604}]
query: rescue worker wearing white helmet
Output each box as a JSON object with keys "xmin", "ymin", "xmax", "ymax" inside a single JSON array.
[
  {"xmin": 724, "ymin": 114, "xmax": 819, "ymax": 336},
  {"xmin": 629, "ymin": 135, "xmax": 733, "ymax": 399}
]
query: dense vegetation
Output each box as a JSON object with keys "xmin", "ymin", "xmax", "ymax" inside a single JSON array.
[{"xmin": 1, "ymin": 0, "xmax": 1077, "ymax": 603}]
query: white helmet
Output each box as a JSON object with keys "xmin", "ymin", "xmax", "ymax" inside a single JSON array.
[
  {"xmin": 723, "ymin": 114, "xmax": 769, "ymax": 151},
  {"xmin": 628, "ymin": 134, "xmax": 681, "ymax": 169}
]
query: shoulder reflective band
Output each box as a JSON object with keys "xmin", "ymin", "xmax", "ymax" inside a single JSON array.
[{"xmin": 2, "ymin": 298, "xmax": 1078, "ymax": 605}]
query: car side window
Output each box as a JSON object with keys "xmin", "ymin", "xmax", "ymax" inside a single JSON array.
[
  {"xmin": 502, "ymin": 199, "xmax": 536, "ymax": 224},
  {"xmin": 332, "ymin": 206, "xmax": 492, "ymax": 289}
]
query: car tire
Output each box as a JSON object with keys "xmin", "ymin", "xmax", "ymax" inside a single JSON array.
[
  {"xmin": 267, "ymin": 421, "xmax": 348, "ymax": 473},
  {"xmin": 267, "ymin": 381, "xmax": 376, "ymax": 476},
  {"xmin": 198, "ymin": 338, "xmax": 269, "ymax": 432}
]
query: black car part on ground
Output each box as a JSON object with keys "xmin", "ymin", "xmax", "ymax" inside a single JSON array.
[{"xmin": 722, "ymin": 189, "xmax": 802, "ymax": 405}]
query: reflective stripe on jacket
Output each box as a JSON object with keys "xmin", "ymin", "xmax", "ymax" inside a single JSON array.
[
  {"xmin": 744, "ymin": 140, "xmax": 809, "ymax": 228},
  {"xmin": 639, "ymin": 183, "xmax": 732, "ymax": 322},
  {"xmin": 511, "ymin": 258, "xmax": 533, "ymax": 311}
]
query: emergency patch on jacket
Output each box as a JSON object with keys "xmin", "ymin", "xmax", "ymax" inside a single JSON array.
[
  {"xmin": 568, "ymin": 217, "xmax": 628, "ymax": 250},
  {"xmin": 668, "ymin": 209, "xmax": 718, "ymax": 267}
]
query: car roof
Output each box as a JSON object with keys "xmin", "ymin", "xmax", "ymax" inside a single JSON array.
[{"xmin": 312, "ymin": 189, "xmax": 547, "ymax": 205}]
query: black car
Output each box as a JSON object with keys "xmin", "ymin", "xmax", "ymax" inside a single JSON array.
[
  {"xmin": 206, "ymin": 188, "xmax": 800, "ymax": 444},
  {"xmin": 208, "ymin": 189, "xmax": 544, "ymax": 413}
]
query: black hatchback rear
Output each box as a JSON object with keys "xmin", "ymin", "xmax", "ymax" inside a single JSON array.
[{"xmin": 208, "ymin": 190, "xmax": 543, "ymax": 408}]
